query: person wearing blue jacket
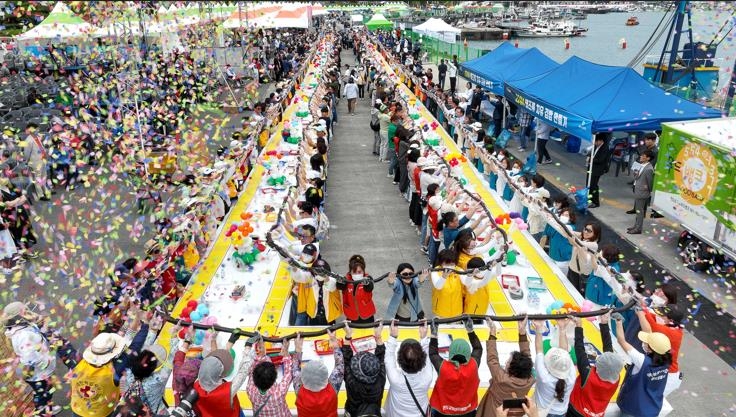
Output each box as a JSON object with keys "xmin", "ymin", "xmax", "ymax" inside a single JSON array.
[
  {"xmin": 385, "ymin": 263, "xmax": 428, "ymax": 322},
  {"xmin": 543, "ymin": 207, "xmax": 575, "ymax": 274},
  {"xmin": 585, "ymin": 244, "xmax": 621, "ymax": 306}
]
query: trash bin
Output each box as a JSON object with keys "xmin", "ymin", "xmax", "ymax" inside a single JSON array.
[{"xmin": 566, "ymin": 135, "xmax": 581, "ymax": 153}]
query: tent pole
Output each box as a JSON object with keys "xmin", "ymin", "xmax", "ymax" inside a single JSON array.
[{"xmin": 587, "ymin": 133, "xmax": 596, "ymax": 189}]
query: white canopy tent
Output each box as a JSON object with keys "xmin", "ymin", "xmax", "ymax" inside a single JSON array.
[
  {"xmin": 350, "ymin": 14, "xmax": 364, "ymax": 23},
  {"xmin": 16, "ymin": 2, "xmax": 96, "ymax": 41},
  {"xmin": 412, "ymin": 18, "xmax": 461, "ymax": 44}
]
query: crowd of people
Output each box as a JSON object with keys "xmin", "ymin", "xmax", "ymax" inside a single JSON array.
[{"xmin": 1, "ymin": 12, "xmax": 691, "ymax": 417}]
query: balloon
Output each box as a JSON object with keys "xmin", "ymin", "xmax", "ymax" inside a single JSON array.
[
  {"xmin": 203, "ymin": 316, "xmax": 218, "ymax": 326},
  {"xmin": 187, "ymin": 300, "xmax": 198, "ymax": 309},
  {"xmin": 193, "ymin": 330, "xmax": 205, "ymax": 345},
  {"xmin": 506, "ymin": 251, "xmax": 517, "ymax": 265},
  {"xmin": 190, "ymin": 311, "xmax": 203, "ymax": 322},
  {"xmin": 196, "ymin": 304, "xmax": 209, "ymax": 316},
  {"xmin": 178, "ymin": 329, "xmax": 188, "ymax": 339},
  {"xmin": 509, "ymin": 212, "xmax": 521, "ymax": 219},
  {"xmin": 518, "ymin": 223, "xmax": 529, "ymax": 231},
  {"xmin": 550, "ymin": 300, "xmax": 564, "ymax": 310},
  {"xmin": 580, "ymin": 300, "xmax": 594, "ymax": 311},
  {"xmin": 181, "ymin": 307, "xmax": 193, "ymax": 319}
]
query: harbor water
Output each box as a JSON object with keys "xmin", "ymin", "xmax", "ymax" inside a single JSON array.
[{"xmin": 468, "ymin": 10, "xmax": 736, "ymax": 91}]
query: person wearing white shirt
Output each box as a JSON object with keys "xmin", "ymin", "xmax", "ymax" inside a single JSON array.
[
  {"xmin": 343, "ymin": 77, "xmax": 360, "ymax": 115},
  {"xmin": 384, "ymin": 320, "xmax": 433, "ymax": 417},
  {"xmin": 447, "ymin": 55, "xmax": 459, "ymax": 94},
  {"xmin": 532, "ymin": 318, "xmax": 577, "ymax": 417}
]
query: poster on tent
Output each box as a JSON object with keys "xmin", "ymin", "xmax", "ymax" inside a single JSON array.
[
  {"xmin": 652, "ymin": 125, "xmax": 736, "ymax": 243},
  {"xmin": 504, "ymin": 84, "xmax": 592, "ymax": 140}
]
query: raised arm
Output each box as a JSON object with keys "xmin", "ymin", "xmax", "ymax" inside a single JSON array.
[
  {"xmin": 484, "ymin": 319, "xmax": 504, "ymax": 379},
  {"xmin": 428, "ymin": 319, "xmax": 443, "ymax": 373},
  {"xmin": 517, "ymin": 317, "xmax": 530, "ymax": 356},
  {"xmin": 614, "ymin": 317, "xmax": 633, "ymax": 353},
  {"xmin": 572, "ymin": 316, "xmax": 591, "ymax": 382},
  {"xmin": 636, "ymin": 310, "xmax": 653, "ymax": 333}
]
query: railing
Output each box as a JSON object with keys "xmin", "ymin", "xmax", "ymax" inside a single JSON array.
[{"xmin": 403, "ymin": 30, "xmax": 486, "ymax": 64}]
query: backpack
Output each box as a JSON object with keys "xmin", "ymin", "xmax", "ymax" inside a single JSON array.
[{"xmin": 369, "ymin": 112, "xmax": 380, "ymax": 132}]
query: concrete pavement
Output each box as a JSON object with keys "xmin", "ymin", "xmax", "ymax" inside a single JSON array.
[{"xmin": 320, "ymin": 49, "xmax": 431, "ymax": 318}]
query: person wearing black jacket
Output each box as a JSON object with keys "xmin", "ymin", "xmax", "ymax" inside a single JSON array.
[
  {"xmin": 470, "ymin": 85, "xmax": 485, "ymax": 122},
  {"xmin": 343, "ymin": 323, "xmax": 386, "ymax": 417},
  {"xmin": 586, "ymin": 134, "xmax": 610, "ymax": 208}
]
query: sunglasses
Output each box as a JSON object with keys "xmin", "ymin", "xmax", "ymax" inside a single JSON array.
[{"xmin": 399, "ymin": 271, "xmax": 414, "ymax": 278}]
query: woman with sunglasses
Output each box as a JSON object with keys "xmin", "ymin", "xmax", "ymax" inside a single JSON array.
[
  {"xmin": 386, "ymin": 263, "xmax": 429, "ymax": 322},
  {"xmin": 565, "ymin": 221, "xmax": 602, "ymax": 294}
]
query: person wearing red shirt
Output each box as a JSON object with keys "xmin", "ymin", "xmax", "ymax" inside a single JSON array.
[
  {"xmin": 336, "ymin": 254, "xmax": 375, "ymax": 323},
  {"xmin": 636, "ymin": 304, "xmax": 684, "ymax": 397}
]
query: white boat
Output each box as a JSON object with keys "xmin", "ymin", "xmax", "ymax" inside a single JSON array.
[{"xmin": 517, "ymin": 19, "xmax": 581, "ymax": 37}]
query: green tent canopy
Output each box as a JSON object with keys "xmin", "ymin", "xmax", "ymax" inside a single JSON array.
[{"xmin": 365, "ymin": 13, "xmax": 394, "ymax": 30}]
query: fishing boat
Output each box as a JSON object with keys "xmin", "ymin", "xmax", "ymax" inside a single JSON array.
[
  {"xmin": 517, "ymin": 19, "xmax": 583, "ymax": 37},
  {"xmin": 626, "ymin": 16, "xmax": 639, "ymax": 26}
]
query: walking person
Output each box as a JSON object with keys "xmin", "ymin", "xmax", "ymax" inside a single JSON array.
[
  {"xmin": 438, "ymin": 59, "xmax": 447, "ymax": 90},
  {"xmin": 535, "ymin": 119, "xmax": 553, "ymax": 164},
  {"xmin": 23, "ymin": 123, "xmax": 51, "ymax": 201},
  {"xmin": 586, "ymin": 134, "xmax": 610, "ymax": 209},
  {"xmin": 357, "ymin": 67, "xmax": 366, "ymax": 100},
  {"xmin": 343, "ymin": 77, "xmax": 359, "ymax": 115},
  {"xmin": 627, "ymin": 149, "xmax": 655, "ymax": 234},
  {"xmin": 516, "ymin": 108, "xmax": 532, "ymax": 151},
  {"xmin": 448, "ymin": 55, "xmax": 458, "ymax": 95}
]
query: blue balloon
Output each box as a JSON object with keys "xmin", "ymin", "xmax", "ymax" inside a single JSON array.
[
  {"xmin": 550, "ymin": 300, "xmax": 564, "ymax": 311},
  {"xmin": 197, "ymin": 304, "xmax": 209, "ymax": 316},
  {"xmin": 190, "ymin": 311, "xmax": 203, "ymax": 322},
  {"xmin": 194, "ymin": 330, "xmax": 205, "ymax": 345}
]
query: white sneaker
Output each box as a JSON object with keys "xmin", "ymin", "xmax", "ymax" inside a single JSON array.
[{"xmin": 387, "ymin": 174, "xmax": 393, "ymax": 178}]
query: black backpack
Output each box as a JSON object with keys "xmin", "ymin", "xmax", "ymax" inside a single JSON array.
[{"xmin": 369, "ymin": 113, "xmax": 380, "ymax": 132}]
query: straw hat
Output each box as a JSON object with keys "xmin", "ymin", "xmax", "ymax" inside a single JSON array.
[{"xmin": 83, "ymin": 333, "xmax": 130, "ymax": 366}]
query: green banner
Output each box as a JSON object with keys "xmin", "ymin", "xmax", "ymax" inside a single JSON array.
[{"xmin": 653, "ymin": 124, "xmax": 736, "ymax": 239}]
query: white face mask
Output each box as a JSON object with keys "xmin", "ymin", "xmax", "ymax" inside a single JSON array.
[
  {"xmin": 352, "ymin": 273, "xmax": 364, "ymax": 280},
  {"xmin": 559, "ymin": 215, "xmax": 570, "ymax": 224},
  {"xmin": 650, "ymin": 294, "xmax": 667, "ymax": 308},
  {"xmin": 474, "ymin": 271, "xmax": 485, "ymax": 279},
  {"xmin": 511, "ymin": 168, "xmax": 520, "ymax": 175},
  {"xmin": 301, "ymin": 255, "xmax": 314, "ymax": 264}
]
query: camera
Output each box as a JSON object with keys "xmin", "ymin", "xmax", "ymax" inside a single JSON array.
[{"xmin": 167, "ymin": 389, "xmax": 198, "ymax": 417}]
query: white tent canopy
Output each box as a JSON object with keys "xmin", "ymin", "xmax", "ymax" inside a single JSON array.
[
  {"xmin": 350, "ymin": 14, "xmax": 363, "ymax": 23},
  {"xmin": 16, "ymin": 2, "xmax": 96, "ymax": 41},
  {"xmin": 412, "ymin": 18, "xmax": 461, "ymax": 44}
]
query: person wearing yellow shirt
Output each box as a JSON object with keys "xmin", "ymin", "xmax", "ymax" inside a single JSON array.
[
  {"xmin": 460, "ymin": 257, "xmax": 502, "ymax": 316},
  {"xmin": 431, "ymin": 249, "xmax": 464, "ymax": 318}
]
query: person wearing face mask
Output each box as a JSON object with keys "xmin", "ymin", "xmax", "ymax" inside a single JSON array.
[
  {"xmin": 290, "ymin": 246, "xmax": 342, "ymax": 326},
  {"xmin": 542, "ymin": 208, "xmax": 576, "ymax": 275},
  {"xmin": 431, "ymin": 249, "xmax": 464, "ymax": 318},
  {"xmin": 502, "ymin": 160, "xmax": 523, "ymax": 202},
  {"xmin": 337, "ymin": 254, "xmax": 376, "ymax": 323},
  {"xmin": 509, "ymin": 175, "xmax": 530, "ymax": 215},
  {"xmin": 623, "ymin": 282, "xmax": 678, "ymax": 352},
  {"xmin": 386, "ymin": 263, "xmax": 429, "ymax": 322},
  {"xmin": 452, "ymin": 228, "xmax": 480, "ymax": 270},
  {"xmin": 487, "ymin": 153, "xmax": 509, "ymax": 193},
  {"xmin": 460, "ymin": 257, "xmax": 501, "ymax": 316},
  {"xmin": 614, "ymin": 318, "xmax": 672, "ymax": 417},
  {"xmin": 635, "ymin": 304, "xmax": 684, "ymax": 397},
  {"xmin": 564, "ymin": 221, "xmax": 602, "ymax": 294}
]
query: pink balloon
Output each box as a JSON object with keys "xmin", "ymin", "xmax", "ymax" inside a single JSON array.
[
  {"xmin": 580, "ymin": 300, "xmax": 594, "ymax": 312},
  {"xmin": 518, "ymin": 223, "xmax": 529, "ymax": 231},
  {"xmin": 203, "ymin": 316, "xmax": 218, "ymax": 326}
]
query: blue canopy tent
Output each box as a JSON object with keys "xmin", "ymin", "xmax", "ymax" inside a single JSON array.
[
  {"xmin": 504, "ymin": 56, "xmax": 722, "ymax": 141},
  {"xmin": 459, "ymin": 42, "xmax": 559, "ymax": 95}
]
